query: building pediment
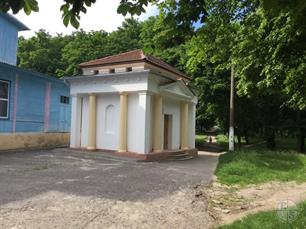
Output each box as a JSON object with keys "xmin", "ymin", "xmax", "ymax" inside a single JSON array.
[{"xmin": 160, "ymin": 81, "xmax": 197, "ymax": 103}]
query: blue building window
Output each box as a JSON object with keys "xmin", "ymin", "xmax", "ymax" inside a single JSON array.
[
  {"xmin": 60, "ymin": 96, "xmax": 69, "ymax": 104},
  {"xmin": 0, "ymin": 80, "xmax": 9, "ymax": 119}
]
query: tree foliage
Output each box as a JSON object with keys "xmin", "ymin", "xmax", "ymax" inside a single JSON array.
[
  {"xmin": 18, "ymin": 18, "xmax": 143, "ymax": 76},
  {"xmin": 0, "ymin": 0, "xmax": 205, "ymax": 29},
  {"xmin": 15, "ymin": 0, "xmax": 306, "ymax": 151}
]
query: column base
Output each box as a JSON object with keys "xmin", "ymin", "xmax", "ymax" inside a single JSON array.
[
  {"xmin": 180, "ymin": 147, "xmax": 189, "ymax": 150},
  {"xmin": 87, "ymin": 146, "xmax": 96, "ymax": 151},
  {"xmin": 153, "ymin": 149, "xmax": 162, "ymax": 153},
  {"xmin": 118, "ymin": 149, "xmax": 127, "ymax": 153}
]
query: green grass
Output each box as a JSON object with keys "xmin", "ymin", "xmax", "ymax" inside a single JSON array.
[
  {"xmin": 216, "ymin": 134, "xmax": 306, "ymax": 151},
  {"xmin": 196, "ymin": 134, "xmax": 208, "ymax": 142},
  {"xmin": 215, "ymin": 134, "xmax": 229, "ymax": 148},
  {"xmin": 215, "ymin": 134, "xmax": 263, "ymax": 150},
  {"xmin": 218, "ymin": 201, "xmax": 306, "ymax": 229},
  {"xmin": 195, "ymin": 134, "xmax": 208, "ymax": 149},
  {"xmin": 215, "ymin": 135, "xmax": 306, "ymax": 228},
  {"xmin": 216, "ymin": 149, "xmax": 306, "ymax": 186}
]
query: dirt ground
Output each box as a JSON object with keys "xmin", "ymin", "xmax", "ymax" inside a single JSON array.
[
  {"xmin": 0, "ymin": 186, "xmax": 215, "ymax": 229},
  {"xmin": 0, "ymin": 149, "xmax": 219, "ymax": 229},
  {"xmin": 200, "ymin": 180, "xmax": 306, "ymax": 226}
]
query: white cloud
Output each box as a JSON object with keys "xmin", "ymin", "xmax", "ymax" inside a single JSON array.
[{"xmin": 13, "ymin": 0, "xmax": 158, "ymax": 38}]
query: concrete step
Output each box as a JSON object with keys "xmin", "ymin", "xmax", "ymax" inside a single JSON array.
[
  {"xmin": 166, "ymin": 151, "xmax": 195, "ymax": 161},
  {"xmin": 167, "ymin": 152, "xmax": 189, "ymax": 158},
  {"xmin": 170, "ymin": 156, "xmax": 195, "ymax": 161}
]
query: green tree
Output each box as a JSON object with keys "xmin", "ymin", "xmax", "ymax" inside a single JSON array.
[
  {"xmin": 232, "ymin": 5, "xmax": 306, "ymax": 151},
  {"xmin": 18, "ymin": 30, "xmax": 70, "ymax": 76},
  {"xmin": 17, "ymin": 18, "xmax": 143, "ymax": 77},
  {"xmin": 59, "ymin": 29, "xmax": 109, "ymax": 76}
]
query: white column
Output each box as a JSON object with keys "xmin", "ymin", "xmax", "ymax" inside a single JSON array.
[
  {"xmin": 180, "ymin": 102, "xmax": 189, "ymax": 150},
  {"xmin": 138, "ymin": 91, "xmax": 152, "ymax": 154},
  {"xmin": 70, "ymin": 94, "xmax": 81, "ymax": 148},
  {"xmin": 118, "ymin": 92, "xmax": 128, "ymax": 152}
]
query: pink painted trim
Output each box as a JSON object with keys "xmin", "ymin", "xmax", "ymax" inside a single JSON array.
[
  {"xmin": 12, "ymin": 75, "xmax": 19, "ymax": 133},
  {"xmin": 44, "ymin": 82, "xmax": 51, "ymax": 132}
]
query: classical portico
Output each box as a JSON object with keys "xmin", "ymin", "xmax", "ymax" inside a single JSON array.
[{"xmin": 67, "ymin": 50, "xmax": 197, "ymax": 157}]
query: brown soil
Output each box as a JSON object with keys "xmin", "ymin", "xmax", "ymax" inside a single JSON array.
[
  {"xmin": 0, "ymin": 187, "xmax": 215, "ymax": 229},
  {"xmin": 199, "ymin": 179, "xmax": 306, "ymax": 226}
]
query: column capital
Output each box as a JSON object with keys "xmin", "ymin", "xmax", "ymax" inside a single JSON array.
[
  {"xmin": 119, "ymin": 91, "xmax": 128, "ymax": 95},
  {"xmin": 181, "ymin": 101, "xmax": 188, "ymax": 105},
  {"xmin": 138, "ymin": 91, "xmax": 153, "ymax": 96},
  {"xmin": 88, "ymin": 93, "xmax": 97, "ymax": 96},
  {"xmin": 153, "ymin": 93, "xmax": 163, "ymax": 99}
]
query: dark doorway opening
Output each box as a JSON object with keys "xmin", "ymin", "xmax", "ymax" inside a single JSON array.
[{"xmin": 164, "ymin": 114, "xmax": 172, "ymax": 150}]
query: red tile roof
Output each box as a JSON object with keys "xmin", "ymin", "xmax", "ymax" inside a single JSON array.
[{"xmin": 79, "ymin": 49, "xmax": 191, "ymax": 80}]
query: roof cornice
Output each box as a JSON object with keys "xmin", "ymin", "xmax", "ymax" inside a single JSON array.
[{"xmin": 0, "ymin": 13, "xmax": 29, "ymax": 31}]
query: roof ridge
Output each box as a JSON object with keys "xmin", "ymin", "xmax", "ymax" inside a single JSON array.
[
  {"xmin": 144, "ymin": 54, "xmax": 191, "ymax": 80},
  {"xmin": 80, "ymin": 49, "xmax": 144, "ymax": 66},
  {"xmin": 103, "ymin": 49, "xmax": 142, "ymax": 59},
  {"xmin": 140, "ymin": 49, "xmax": 146, "ymax": 59},
  {"xmin": 0, "ymin": 13, "xmax": 29, "ymax": 31}
]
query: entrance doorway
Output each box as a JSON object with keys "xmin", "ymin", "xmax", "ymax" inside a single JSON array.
[{"xmin": 163, "ymin": 114, "xmax": 172, "ymax": 150}]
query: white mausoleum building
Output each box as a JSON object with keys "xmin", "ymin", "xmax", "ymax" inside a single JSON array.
[{"xmin": 66, "ymin": 50, "xmax": 197, "ymax": 160}]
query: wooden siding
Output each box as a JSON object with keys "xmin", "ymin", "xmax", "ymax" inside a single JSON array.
[
  {"xmin": 0, "ymin": 15, "xmax": 18, "ymax": 65},
  {"xmin": 0, "ymin": 62, "xmax": 70, "ymax": 133}
]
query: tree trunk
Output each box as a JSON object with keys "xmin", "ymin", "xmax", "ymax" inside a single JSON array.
[
  {"xmin": 266, "ymin": 128, "xmax": 276, "ymax": 150},
  {"xmin": 297, "ymin": 111, "xmax": 305, "ymax": 153},
  {"xmin": 244, "ymin": 128, "xmax": 249, "ymax": 144},
  {"xmin": 237, "ymin": 128, "xmax": 242, "ymax": 149}
]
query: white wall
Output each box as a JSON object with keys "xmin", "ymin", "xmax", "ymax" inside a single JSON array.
[
  {"xmin": 127, "ymin": 93, "xmax": 139, "ymax": 152},
  {"xmin": 70, "ymin": 95, "xmax": 81, "ymax": 148},
  {"xmin": 127, "ymin": 92, "xmax": 152, "ymax": 154},
  {"xmin": 163, "ymin": 97, "xmax": 181, "ymax": 150},
  {"xmin": 70, "ymin": 72, "xmax": 149, "ymax": 96},
  {"xmin": 73, "ymin": 92, "xmax": 152, "ymax": 153},
  {"xmin": 96, "ymin": 94, "xmax": 120, "ymax": 150}
]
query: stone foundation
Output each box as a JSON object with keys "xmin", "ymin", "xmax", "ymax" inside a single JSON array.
[{"xmin": 0, "ymin": 132, "xmax": 70, "ymax": 151}]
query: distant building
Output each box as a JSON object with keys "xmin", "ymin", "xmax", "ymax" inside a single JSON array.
[
  {"xmin": 66, "ymin": 50, "xmax": 197, "ymax": 160},
  {"xmin": 0, "ymin": 13, "xmax": 29, "ymax": 65},
  {"xmin": 0, "ymin": 13, "xmax": 70, "ymax": 150}
]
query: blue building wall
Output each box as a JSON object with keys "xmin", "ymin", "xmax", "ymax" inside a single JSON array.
[
  {"xmin": 0, "ymin": 14, "xmax": 28, "ymax": 66},
  {"xmin": 0, "ymin": 15, "xmax": 18, "ymax": 66},
  {"xmin": 0, "ymin": 62, "xmax": 70, "ymax": 133}
]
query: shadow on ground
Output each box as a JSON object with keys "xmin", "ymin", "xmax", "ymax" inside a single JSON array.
[
  {"xmin": 196, "ymin": 142, "xmax": 225, "ymax": 153},
  {"xmin": 0, "ymin": 148, "xmax": 219, "ymax": 206}
]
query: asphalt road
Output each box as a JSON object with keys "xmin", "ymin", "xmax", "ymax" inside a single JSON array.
[{"xmin": 0, "ymin": 148, "xmax": 219, "ymax": 228}]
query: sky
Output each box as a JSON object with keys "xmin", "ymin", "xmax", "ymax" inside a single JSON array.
[{"xmin": 13, "ymin": 0, "xmax": 159, "ymax": 38}]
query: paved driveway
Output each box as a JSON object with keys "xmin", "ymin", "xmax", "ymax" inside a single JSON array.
[{"xmin": 0, "ymin": 149, "xmax": 219, "ymax": 229}]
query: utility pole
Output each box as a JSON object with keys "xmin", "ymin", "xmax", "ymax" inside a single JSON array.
[{"xmin": 229, "ymin": 64, "xmax": 235, "ymax": 151}]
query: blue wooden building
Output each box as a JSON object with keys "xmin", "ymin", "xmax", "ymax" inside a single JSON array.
[
  {"xmin": 0, "ymin": 13, "xmax": 70, "ymax": 150},
  {"xmin": 0, "ymin": 62, "xmax": 71, "ymax": 133},
  {"xmin": 0, "ymin": 13, "xmax": 29, "ymax": 65}
]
